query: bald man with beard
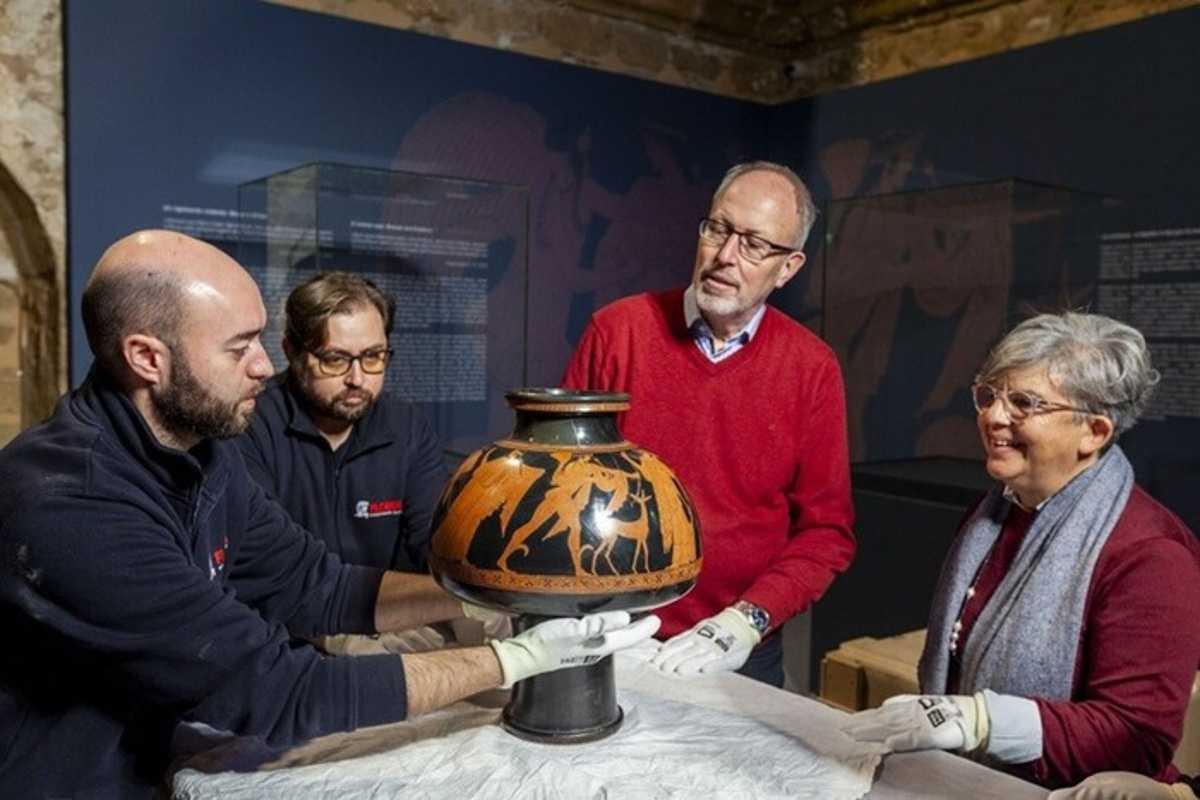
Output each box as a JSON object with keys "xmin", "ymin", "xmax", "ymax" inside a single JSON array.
[{"xmin": 0, "ymin": 230, "xmax": 658, "ymax": 798}]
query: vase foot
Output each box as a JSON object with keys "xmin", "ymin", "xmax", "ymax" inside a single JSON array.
[
  {"xmin": 501, "ymin": 704, "xmax": 624, "ymax": 744},
  {"xmin": 499, "ymin": 614, "xmax": 624, "ymax": 743}
]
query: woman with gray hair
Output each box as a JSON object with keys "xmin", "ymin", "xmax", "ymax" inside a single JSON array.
[{"xmin": 844, "ymin": 311, "xmax": 1200, "ymax": 790}]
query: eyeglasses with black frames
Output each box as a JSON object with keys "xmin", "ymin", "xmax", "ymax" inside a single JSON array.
[
  {"xmin": 971, "ymin": 383, "xmax": 1091, "ymax": 421},
  {"xmin": 308, "ymin": 347, "xmax": 393, "ymax": 377},
  {"xmin": 698, "ymin": 217, "xmax": 796, "ymax": 263}
]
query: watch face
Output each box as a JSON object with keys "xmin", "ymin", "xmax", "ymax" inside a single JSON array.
[{"xmin": 737, "ymin": 601, "xmax": 769, "ymax": 633}]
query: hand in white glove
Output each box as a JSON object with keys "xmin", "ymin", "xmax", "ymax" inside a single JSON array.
[
  {"xmin": 841, "ymin": 693, "xmax": 988, "ymax": 753},
  {"xmin": 650, "ymin": 607, "xmax": 761, "ymax": 678},
  {"xmin": 1047, "ymin": 772, "xmax": 1195, "ymax": 800},
  {"xmin": 620, "ymin": 637, "xmax": 663, "ymax": 664},
  {"xmin": 461, "ymin": 601, "xmax": 513, "ymax": 640},
  {"xmin": 490, "ymin": 612, "xmax": 661, "ymax": 688}
]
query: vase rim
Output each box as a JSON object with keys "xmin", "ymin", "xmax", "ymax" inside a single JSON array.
[{"xmin": 505, "ymin": 387, "xmax": 630, "ymax": 410}]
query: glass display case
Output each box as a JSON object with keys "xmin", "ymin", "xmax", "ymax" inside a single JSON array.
[{"xmin": 238, "ymin": 163, "xmax": 529, "ymax": 457}]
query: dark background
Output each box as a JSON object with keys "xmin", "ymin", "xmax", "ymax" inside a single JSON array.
[{"xmin": 65, "ymin": 1, "xmax": 1200, "ymax": 679}]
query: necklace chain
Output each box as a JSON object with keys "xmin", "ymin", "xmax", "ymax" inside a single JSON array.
[{"xmin": 949, "ymin": 546, "xmax": 993, "ymax": 656}]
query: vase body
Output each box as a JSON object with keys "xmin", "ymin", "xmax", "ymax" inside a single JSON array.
[
  {"xmin": 429, "ymin": 388, "xmax": 702, "ymax": 616},
  {"xmin": 428, "ymin": 388, "xmax": 702, "ymax": 743}
]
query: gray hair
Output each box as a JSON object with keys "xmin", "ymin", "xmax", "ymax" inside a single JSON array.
[
  {"xmin": 81, "ymin": 269, "xmax": 186, "ymax": 376},
  {"xmin": 976, "ymin": 311, "xmax": 1160, "ymax": 438},
  {"xmin": 713, "ymin": 161, "xmax": 818, "ymax": 249}
]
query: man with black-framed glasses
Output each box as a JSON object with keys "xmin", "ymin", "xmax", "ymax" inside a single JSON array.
[
  {"xmin": 237, "ymin": 272, "xmax": 501, "ymax": 655},
  {"xmin": 237, "ymin": 272, "xmax": 448, "ymax": 577},
  {"xmin": 563, "ymin": 161, "xmax": 857, "ymax": 687}
]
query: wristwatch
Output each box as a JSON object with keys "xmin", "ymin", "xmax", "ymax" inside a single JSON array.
[{"xmin": 733, "ymin": 600, "xmax": 771, "ymax": 635}]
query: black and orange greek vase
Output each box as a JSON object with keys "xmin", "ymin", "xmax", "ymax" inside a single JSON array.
[{"xmin": 429, "ymin": 388, "xmax": 702, "ymax": 742}]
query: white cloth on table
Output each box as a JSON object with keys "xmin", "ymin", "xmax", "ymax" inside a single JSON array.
[{"xmin": 172, "ymin": 654, "xmax": 882, "ymax": 800}]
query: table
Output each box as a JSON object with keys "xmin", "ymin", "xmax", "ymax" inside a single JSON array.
[{"xmin": 172, "ymin": 655, "xmax": 1047, "ymax": 799}]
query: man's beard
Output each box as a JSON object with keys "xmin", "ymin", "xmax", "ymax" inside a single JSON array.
[
  {"xmin": 291, "ymin": 365, "xmax": 378, "ymax": 424},
  {"xmin": 694, "ymin": 276, "xmax": 749, "ymax": 318},
  {"xmin": 155, "ymin": 348, "xmax": 255, "ymax": 442}
]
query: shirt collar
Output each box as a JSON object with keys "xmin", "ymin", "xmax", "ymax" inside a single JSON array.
[
  {"xmin": 682, "ymin": 285, "xmax": 766, "ymax": 344},
  {"xmin": 1003, "ymin": 484, "xmax": 1049, "ymax": 512}
]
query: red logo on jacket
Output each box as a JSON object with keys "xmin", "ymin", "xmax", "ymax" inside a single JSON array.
[
  {"xmin": 209, "ymin": 535, "xmax": 230, "ymax": 579},
  {"xmin": 354, "ymin": 499, "xmax": 405, "ymax": 520}
]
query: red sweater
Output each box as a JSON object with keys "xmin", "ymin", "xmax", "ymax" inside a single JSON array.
[
  {"xmin": 948, "ymin": 487, "xmax": 1200, "ymax": 788},
  {"xmin": 562, "ymin": 289, "xmax": 856, "ymax": 637}
]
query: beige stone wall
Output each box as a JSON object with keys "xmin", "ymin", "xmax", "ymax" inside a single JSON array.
[
  {"xmin": 0, "ymin": 0, "xmax": 66, "ymax": 433},
  {"xmin": 785, "ymin": 0, "xmax": 1200, "ymax": 100},
  {"xmin": 0, "ymin": 0, "xmax": 64, "ymax": 247},
  {"xmin": 0, "ymin": 233, "xmax": 20, "ymax": 446},
  {"xmin": 270, "ymin": 0, "xmax": 1200, "ymax": 102},
  {"xmin": 268, "ymin": 0, "xmax": 787, "ymax": 100},
  {"xmin": 0, "ymin": 286, "xmax": 21, "ymax": 447}
]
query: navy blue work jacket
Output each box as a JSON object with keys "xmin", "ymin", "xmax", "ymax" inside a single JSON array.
[
  {"xmin": 236, "ymin": 375, "xmax": 448, "ymax": 572},
  {"xmin": 0, "ymin": 372, "xmax": 406, "ymax": 798}
]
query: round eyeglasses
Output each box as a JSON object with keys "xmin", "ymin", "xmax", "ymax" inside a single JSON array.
[
  {"xmin": 308, "ymin": 347, "xmax": 393, "ymax": 377},
  {"xmin": 971, "ymin": 383, "xmax": 1091, "ymax": 420},
  {"xmin": 698, "ymin": 217, "xmax": 796, "ymax": 263}
]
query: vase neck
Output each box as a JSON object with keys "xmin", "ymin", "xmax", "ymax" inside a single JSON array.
[
  {"xmin": 511, "ymin": 411, "xmax": 623, "ymax": 447},
  {"xmin": 505, "ymin": 388, "xmax": 630, "ymax": 448}
]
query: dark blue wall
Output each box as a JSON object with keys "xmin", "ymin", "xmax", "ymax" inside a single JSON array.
[
  {"xmin": 66, "ymin": 0, "xmax": 768, "ymax": 385},
  {"xmin": 66, "ymin": 2, "xmax": 1200, "ymax": 527},
  {"xmin": 764, "ymin": 9, "xmax": 1200, "ymax": 527},
  {"xmin": 772, "ymin": 8, "xmax": 1200, "ymax": 228}
]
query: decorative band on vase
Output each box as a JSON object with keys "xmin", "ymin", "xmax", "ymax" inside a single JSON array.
[
  {"xmin": 507, "ymin": 401, "xmax": 631, "ymax": 414},
  {"xmin": 429, "ymin": 554, "xmax": 702, "ymax": 594},
  {"xmin": 492, "ymin": 438, "xmax": 632, "ymax": 453}
]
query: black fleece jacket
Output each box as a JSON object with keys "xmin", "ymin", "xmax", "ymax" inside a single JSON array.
[
  {"xmin": 0, "ymin": 371, "xmax": 407, "ymax": 798},
  {"xmin": 236, "ymin": 375, "xmax": 447, "ymax": 572}
]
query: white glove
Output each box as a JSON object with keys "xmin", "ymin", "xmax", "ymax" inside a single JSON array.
[
  {"xmin": 1047, "ymin": 772, "xmax": 1196, "ymax": 800},
  {"xmin": 489, "ymin": 612, "xmax": 661, "ymax": 688},
  {"xmin": 842, "ymin": 693, "xmax": 988, "ymax": 753},
  {"xmin": 621, "ymin": 637, "xmax": 663, "ymax": 664},
  {"xmin": 461, "ymin": 601, "xmax": 513, "ymax": 640},
  {"xmin": 650, "ymin": 607, "xmax": 761, "ymax": 678}
]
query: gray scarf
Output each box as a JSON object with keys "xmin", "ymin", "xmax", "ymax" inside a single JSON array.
[{"xmin": 920, "ymin": 445, "xmax": 1134, "ymax": 699}]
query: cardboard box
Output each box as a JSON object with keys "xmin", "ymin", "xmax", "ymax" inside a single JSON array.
[{"xmin": 820, "ymin": 629, "xmax": 925, "ymax": 712}]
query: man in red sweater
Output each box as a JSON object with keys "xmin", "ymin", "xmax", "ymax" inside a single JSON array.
[{"xmin": 563, "ymin": 161, "xmax": 856, "ymax": 686}]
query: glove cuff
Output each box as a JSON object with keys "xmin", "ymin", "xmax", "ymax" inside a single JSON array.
[
  {"xmin": 950, "ymin": 692, "xmax": 989, "ymax": 753},
  {"xmin": 978, "ymin": 689, "xmax": 1042, "ymax": 763},
  {"xmin": 462, "ymin": 601, "xmax": 496, "ymax": 621},
  {"xmin": 489, "ymin": 637, "xmax": 535, "ymax": 689},
  {"xmin": 714, "ymin": 607, "xmax": 763, "ymax": 648}
]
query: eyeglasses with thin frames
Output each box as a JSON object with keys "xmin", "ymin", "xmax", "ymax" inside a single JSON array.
[
  {"xmin": 698, "ymin": 217, "xmax": 796, "ymax": 263},
  {"xmin": 971, "ymin": 383, "xmax": 1091, "ymax": 421},
  {"xmin": 308, "ymin": 347, "xmax": 393, "ymax": 377}
]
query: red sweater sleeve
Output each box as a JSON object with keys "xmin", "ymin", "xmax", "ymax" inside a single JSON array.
[
  {"xmin": 740, "ymin": 352, "xmax": 857, "ymax": 624},
  {"xmin": 1023, "ymin": 530, "xmax": 1200, "ymax": 788}
]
